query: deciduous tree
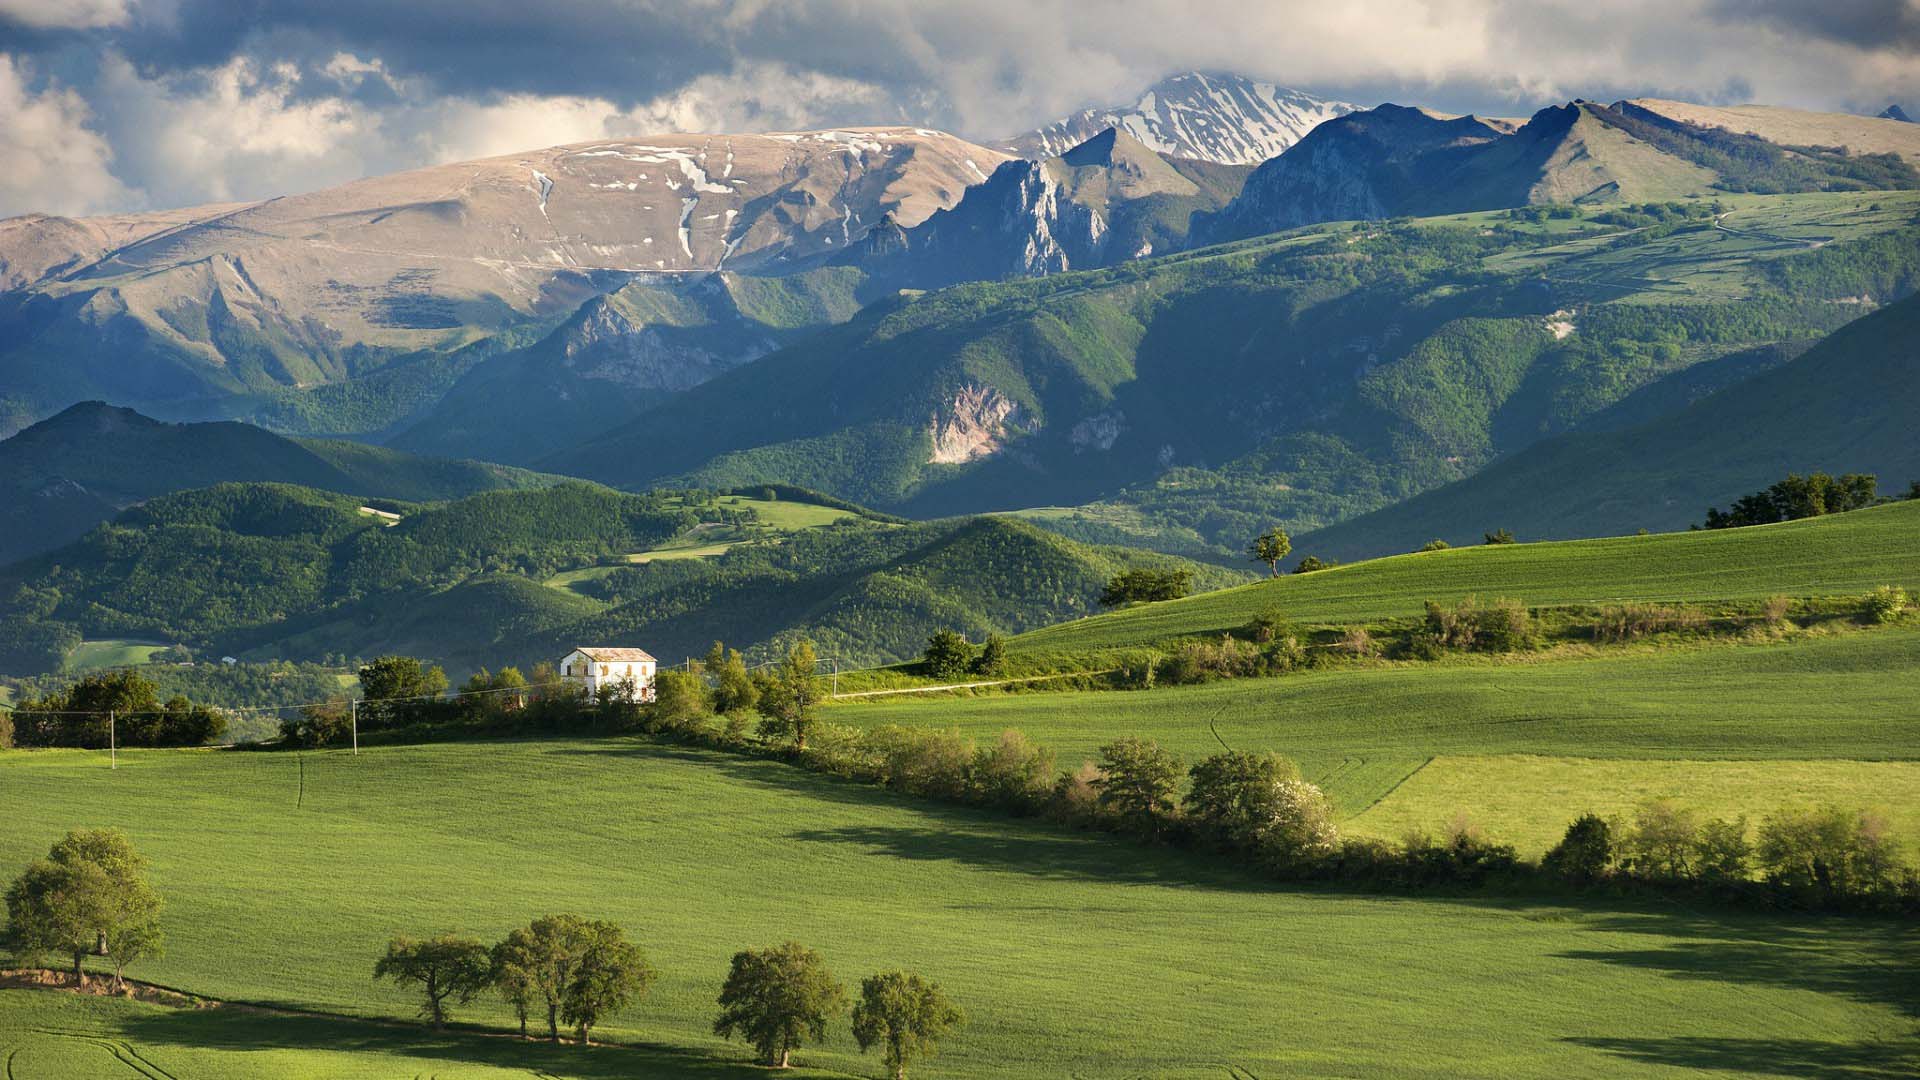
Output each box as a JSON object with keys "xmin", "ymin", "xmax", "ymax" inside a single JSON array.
[
  {"xmin": 714, "ymin": 941, "xmax": 846, "ymax": 1068},
  {"xmin": 562, "ymin": 920, "xmax": 655, "ymax": 1045},
  {"xmin": 1249, "ymin": 527, "xmax": 1291, "ymax": 576},
  {"xmin": 373, "ymin": 934, "xmax": 492, "ymax": 1028},
  {"xmin": 1094, "ymin": 737, "xmax": 1183, "ymax": 833},
  {"xmin": 852, "ymin": 971, "xmax": 966, "ymax": 1080},
  {"xmin": 756, "ymin": 640, "xmax": 823, "ymax": 750}
]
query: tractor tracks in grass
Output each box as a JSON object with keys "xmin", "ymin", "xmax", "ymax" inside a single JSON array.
[{"xmin": 29, "ymin": 1029, "xmax": 177, "ymax": 1080}]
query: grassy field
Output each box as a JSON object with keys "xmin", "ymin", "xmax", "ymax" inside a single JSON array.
[
  {"xmin": 62, "ymin": 639, "xmax": 172, "ymax": 673},
  {"xmin": 1014, "ymin": 500, "xmax": 1920, "ymax": 655},
  {"xmin": 543, "ymin": 495, "xmax": 862, "ymax": 594},
  {"xmin": 0, "ymin": 740, "xmax": 1913, "ymax": 1079},
  {"xmin": 836, "ymin": 628, "xmax": 1920, "ymax": 840}
]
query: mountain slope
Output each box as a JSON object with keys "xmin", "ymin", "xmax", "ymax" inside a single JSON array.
[
  {"xmin": 1201, "ymin": 99, "xmax": 1920, "ymax": 243},
  {"xmin": 1294, "ymin": 291, "xmax": 1920, "ymax": 560},
  {"xmin": 1002, "ymin": 72, "xmax": 1355, "ymax": 165},
  {"xmin": 841, "ymin": 128, "xmax": 1250, "ymax": 285},
  {"xmin": 0, "ymin": 403, "xmax": 549, "ymax": 565},
  {"xmin": 546, "ymin": 191, "xmax": 1920, "ymax": 550},
  {"xmin": 0, "ymin": 128, "xmax": 1007, "ymax": 438}
]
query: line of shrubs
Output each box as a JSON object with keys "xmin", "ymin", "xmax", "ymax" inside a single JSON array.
[
  {"xmin": 376, "ymin": 918, "xmax": 963, "ymax": 1074},
  {"xmin": 772, "ymin": 728, "xmax": 1917, "ymax": 914},
  {"xmin": 1091, "ymin": 587, "xmax": 1911, "ymax": 689}
]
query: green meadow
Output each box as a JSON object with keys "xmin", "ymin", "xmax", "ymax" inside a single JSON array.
[
  {"xmin": 1, "ymin": 740, "xmax": 1915, "ymax": 1079},
  {"xmin": 1013, "ymin": 500, "xmax": 1920, "ymax": 655}
]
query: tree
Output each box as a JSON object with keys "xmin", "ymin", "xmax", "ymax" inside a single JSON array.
[
  {"xmin": 1183, "ymin": 751, "xmax": 1300, "ymax": 847},
  {"xmin": 373, "ymin": 934, "xmax": 492, "ymax": 1029},
  {"xmin": 490, "ymin": 930, "xmax": 540, "ymax": 1038},
  {"xmin": 1483, "ymin": 529, "xmax": 1516, "ymax": 545},
  {"xmin": 971, "ymin": 633, "xmax": 1009, "ymax": 677},
  {"xmin": 1418, "ymin": 538, "xmax": 1451, "ymax": 552},
  {"xmin": 1100, "ymin": 568, "xmax": 1192, "ymax": 607},
  {"xmin": 1618, "ymin": 799, "xmax": 1698, "ymax": 879},
  {"xmin": 756, "ymin": 640, "xmax": 823, "ymax": 750},
  {"xmin": 1249, "ymin": 527, "xmax": 1292, "ymax": 577},
  {"xmin": 1251, "ymin": 779, "xmax": 1340, "ymax": 862},
  {"xmin": 714, "ymin": 941, "xmax": 847, "ymax": 1068},
  {"xmin": 357, "ymin": 655, "xmax": 448, "ymax": 729},
  {"xmin": 508, "ymin": 914, "xmax": 593, "ymax": 1041},
  {"xmin": 562, "ymin": 920, "xmax": 655, "ymax": 1045},
  {"xmin": 1292, "ymin": 555, "xmax": 1336, "ymax": 574},
  {"xmin": 921, "ymin": 630, "xmax": 975, "ymax": 680},
  {"xmin": 650, "ymin": 669, "xmax": 711, "ymax": 729},
  {"xmin": 1542, "ymin": 813, "xmax": 1613, "ymax": 884},
  {"xmin": 706, "ymin": 642, "xmax": 760, "ymax": 715},
  {"xmin": 852, "ymin": 971, "xmax": 966, "ymax": 1080},
  {"xmin": 4, "ymin": 828, "xmax": 162, "ymax": 987},
  {"xmin": 1093, "ymin": 737, "xmax": 1183, "ymax": 833}
]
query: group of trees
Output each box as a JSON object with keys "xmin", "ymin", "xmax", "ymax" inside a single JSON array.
[
  {"xmin": 4, "ymin": 829, "xmax": 163, "ymax": 987},
  {"xmin": 374, "ymin": 927, "xmax": 962, "ymax": 1076},
  {"xmin": 9, "ymin": 670, "xmax": 225, "ymax": 749},
  {"xmin": 376, "ymin": 915, "xmax": 651, "ymax": 1043},
  {"xmin": 1099, "ymin": 568, "xmax": 1193, "ymax": 606},
  {"xmin": 715, "ymin": 942, "xmax": 964, "ymax": 1076},
  {"xmin": 918, "ymin": 630, "xmax": 1008, "ymax": 681},
  {"xmin": 1700, "ymin": 472, "xmax": 1881, "ymax": 529},
  {"xmin": 1542, "ymin": 800, "xmax": 1914, "ymax": 905}
]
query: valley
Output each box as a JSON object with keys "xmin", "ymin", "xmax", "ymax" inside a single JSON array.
[{"xmin": 2, "ymin": 37, "xmax": 1918, "ymax": 1080}]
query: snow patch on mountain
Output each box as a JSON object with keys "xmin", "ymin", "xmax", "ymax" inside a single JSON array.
[{"xmin": 1005, "ymin": 72, "xmax": 1355, "ymax": 165}]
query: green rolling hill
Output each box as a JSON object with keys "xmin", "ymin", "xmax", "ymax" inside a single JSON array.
[
  {"xmin": 0, "ymin": 402, "xmax": 552, "ymax": 565},
  {"xmin": 0, "ymin": 481, "xmax": 1238, "ymax": 678},
  {"xmin": 1295, "ymin": 289, "xmax": 1920, "ymax": 560},
  {"xmin": 1010, "ymin": 497, "xmax": 1920, "ymax": 655}
]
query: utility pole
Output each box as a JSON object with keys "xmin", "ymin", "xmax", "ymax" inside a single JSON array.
[
  {"xmin": 109, "ymin": 710, "xmax": 116, "ymax": 770},
  {"xmin": 350, "ymin": 699, "xmax": 358, "ymax": 756}
]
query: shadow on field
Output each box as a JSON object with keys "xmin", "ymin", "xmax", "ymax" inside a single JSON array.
[
  {"xmin": 1556, "ymin": 913, "xmax": 1920, "ymax": 1018},
  {"xmin": 1562, "ymin": 1035, "xmax": 1920, "ymax": 1079},
  {"xmin": 118, "ymin": 1006, "xmax": 786, "ymax": 1078}
]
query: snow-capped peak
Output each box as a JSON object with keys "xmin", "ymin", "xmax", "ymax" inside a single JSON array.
[{"xmin": 1001, "ymin": 71, "xmax": 1357, "ymax": 166}]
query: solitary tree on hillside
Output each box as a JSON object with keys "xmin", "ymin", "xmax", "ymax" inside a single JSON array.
[
  {"xmin": 1250, "ymin": 526, "xmax": 1292, "ymax": 577},
  {"xmin": 4, "ymin": 828, "xmax": 163, "ymax": 987},
  {"xmin": 562, "ymin": 920, "xmax": 656, "ymax": 1045},
  {"xmin": 373, "ymin": 934, "xmax": 492, "ymax": 1029},
  {"xmin": 756, "ymin": 640, "xmax": 823, "ymax": 750},
  {"xmin": 1093, "ymin": 737, "xmax": 1184, "ymax": 834},
  {"xmin": 714, "ymin": 941, "xmax": 847, "ymax": 1068},
  {"xmin": 852, "ymin": 971, "xmax": 966, "ymax": 1080}
]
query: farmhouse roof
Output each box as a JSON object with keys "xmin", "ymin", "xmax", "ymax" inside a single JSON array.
[{"xmin": 572, "ymin": 647, "xmax": 657, "ymax": 662}]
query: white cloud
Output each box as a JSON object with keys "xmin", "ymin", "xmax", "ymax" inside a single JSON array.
[
  {"xmin": 0, "ymin": 55, "xmax": 130, "ymax": 216},
  {"xmin": 0, "ymin": 0, "xmax": 132, "ymax": 30},
  {"xmin": 93, "ymin": 53, "xmax": 370, "ymax": 206}
]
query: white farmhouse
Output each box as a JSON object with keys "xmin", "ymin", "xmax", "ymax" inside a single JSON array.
[{"xmin": 559, "ymin": 647, "xmax": 657, "ymax": 701}]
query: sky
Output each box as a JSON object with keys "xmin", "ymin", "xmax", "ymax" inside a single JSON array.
[{"xmin": 1, "ymin": 0, "xmax": 1916, "ymax": 217}]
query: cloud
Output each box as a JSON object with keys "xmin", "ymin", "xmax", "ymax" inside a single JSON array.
[
  {"xmin": 0, "ymin": 55, "xmax": 130, "ymax": 215},
  {"xmin": 0, "ymin": 0, "xmax": 133, "ymax": 31},
  {"xmin": 1, "ymin": 1, "xmax": 1917, "ymax": 217}
]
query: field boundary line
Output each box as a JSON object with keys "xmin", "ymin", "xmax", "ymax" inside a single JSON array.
[
  {"xmin": 832, "ymin": 669, "xmax": 1113, "ymax": 700},
  {"xmin": 1349, "ymin": 756, "xmax": 1436, "ymax": 817}
]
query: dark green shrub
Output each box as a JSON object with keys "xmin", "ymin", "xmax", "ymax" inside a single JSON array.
[
  {"xmin": 1542, "ymin": 813, "xmax": 1613, "ymax": 884},
  {"xmin": 971, "ymin": 634, "xmax": 1008, "ymax": 677},
  {"xmin": 921, "ymin": 630, "xmax": 976, "ymax": 680}
]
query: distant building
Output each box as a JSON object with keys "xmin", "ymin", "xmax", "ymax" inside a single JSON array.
[{"xmin": 559, "ymin": 647, "xmax": 657, "ymax": 701}]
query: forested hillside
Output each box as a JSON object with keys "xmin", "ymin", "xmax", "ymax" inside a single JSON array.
[
  {"xmin": 1297, "ymin": 289, "xmax": 1920, "ymax": 558},
  {"xmin": 0, "ymin": 482, "xmax": 1236, "ymax": 677},
  {"xmin": 0, "ymin": 402, "xmax": 551, "ymax": 564},
  {"xmin": 548, "ymin": 191, "xmax": 1920, "ymax": 557}
]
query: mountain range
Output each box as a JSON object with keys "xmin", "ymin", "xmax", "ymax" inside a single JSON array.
[
  {"xmin": 5, "ymin": 72, "xmax": 1920, "ymax": 590},
  {"xmin": 1000, "ymin": 71, "xmax": 1355, "ymax": 165}
]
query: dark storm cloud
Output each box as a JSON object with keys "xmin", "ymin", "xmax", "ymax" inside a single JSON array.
[
  {"xmin": 1714, "ymin": 0, "xmax": 1920, "ymax": 51},
  {"xmin": 2, "ymin": 0, "xmax": 1917, "ymax": 217}
]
